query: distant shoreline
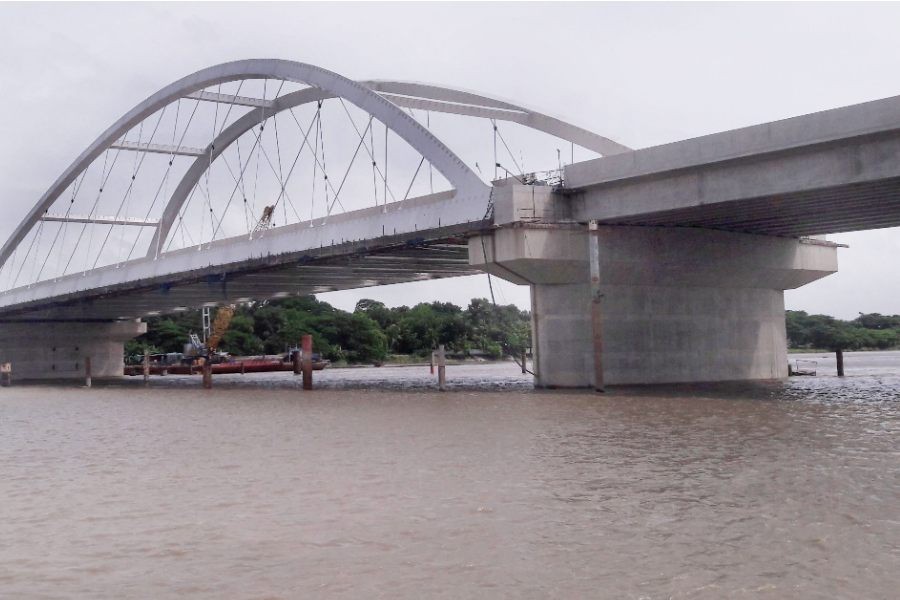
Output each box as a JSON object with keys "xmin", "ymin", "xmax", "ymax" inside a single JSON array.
[{"xmin": 788, "ymin": 347, "xmax": 899, "ymax": 354}]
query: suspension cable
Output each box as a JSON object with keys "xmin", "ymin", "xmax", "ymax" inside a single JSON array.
[
  {"xmin": 478, "ymin": 229, "xmax": 534, "ymax": 376},
  {"xmin": 34, "ymin": 169, "xmax": 86, "ymax": 282},
  {"xmin": 491, "ymin": 119, "xmax": 524, "ymax": 176},
  {"xmin": 427, "ymin": 110, "xmax": 434, "ymax": 193},
  {"xmin": 328, "ymin": 116, "xmax": 373, "ymax": 215},
  {"xmin": 136, "ymin": 100, "xmax": 199, "ymax": 258},
  {"xmin": 384, "ymin": 123, "xmax": 388, "ymax": 208},
  {"xmin": 310, "ymin": 101, "xmax": 321, "ymax": 221},
  {"xmin": 12, "ymin": 221, "xmax": 44, "ymax": 287},
  {"xmin": 91, "ymin": 107, "xmax": 166, "ymax": 269},
  {"xmin": 402, "ymin": 157, "xmax": 426, "ymax": 202},
  {"xmin": 272, "ymin": 109, "xmax": 288, "ymax": 227},
  {"xmin": 492, "ymin": 120, "xmax": 498, "ymax": 180},
  {"xmin": 216, "ymin": 103, "xmax": 321, "ymax": 240},
  {"xmin": 62, "ymin": 146, "xmax": 121, "ymax": 275},
  {"xmin": 264, "ymin": 104, "xmax": 321, "ymax": 226},
  {"xmin": 320, "ymin": 103, "xmax": 330, "ymax": 213},
  {"xmin": 191, "ymin": 115, "xmax": 269, "ymax": 243},
  {"xmin": 370, "ymin": 118, "xmax": 378, "ymax": 205},
  {"xmin": 337, "ymin": 99, "xmax": 397, "ymax": 203}
]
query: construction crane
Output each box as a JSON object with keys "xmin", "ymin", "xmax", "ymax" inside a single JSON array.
[
  {"xmin": 193, "ymin": 206, "xmax": 273, "ymax": 357},
  {"xmin": 192, "ymin": 205, "xmax": 275, "ymax": 358},
  {"xmin": 253, "ymin": 205, "xmax": 276, "ymax": 234},
  {"xmin": 205, "ymin": 305, "xmax": 235, "ymax": 354}
]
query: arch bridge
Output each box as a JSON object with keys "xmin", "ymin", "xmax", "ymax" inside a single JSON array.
[{"xmin": 2, "ymin": 59, "xmax": 899, "ymax": 385}]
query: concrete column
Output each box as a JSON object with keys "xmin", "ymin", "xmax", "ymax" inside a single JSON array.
[
  {"xmin": 0, "ymin": 320, "xmax": 146, "ymax": 381},
  {"xmin": 530, "ymin": 282, "xmax": 593, "ymax": 387},
  {"xmin": 471, "ymin": 224, "xmax": 838, "ymax": 387}
]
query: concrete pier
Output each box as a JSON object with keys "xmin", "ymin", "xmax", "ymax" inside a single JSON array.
[
  {"xmin": 0, "ymin": 320, "xmax": 146, "ymax": 381},
  {"xmin": 471, "ymin": 219, "xmax": 838, "ymax": 387}
]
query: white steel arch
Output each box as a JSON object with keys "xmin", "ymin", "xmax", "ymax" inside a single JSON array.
[
  {"xmin": 148, "ymin": 78, "xmax": 631, "ymax": 257},
  {"xmin": 0, "ymin": 59, "xmax": 489, "ymax": 271},
  {"xmin": 365, "ymin": 80, "xmax": 632, "ymax": 157},
  {"xmin": 2, "ymin": 59, "xmax": 633, "ymax": 272}
]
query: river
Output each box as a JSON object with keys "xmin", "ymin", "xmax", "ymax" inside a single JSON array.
[{"xmin": 0, "ymin": 353, "xmax": 897, "ymax": 598}]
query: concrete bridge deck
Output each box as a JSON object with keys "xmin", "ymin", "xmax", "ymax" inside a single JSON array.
[{"xmin": 564, "ymin": 92, "xmax": 900, "ymax": 236}]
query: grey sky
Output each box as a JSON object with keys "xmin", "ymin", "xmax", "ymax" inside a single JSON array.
[{"xmin": 1, "ymin": 2, "xmax": 897, "ymax": 319}]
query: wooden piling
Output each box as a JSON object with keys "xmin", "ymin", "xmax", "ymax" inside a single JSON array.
[
  {"xmin": 1, "ymin": 362, "xmax": 11, "ymax": 387},
  {"xmin": 437, "ymin": 344, "xmax": 446, "ymax": 391},
  {"xmin": 84, "ymin": 356, "xmax": 92, "ymax": 388},
  {"xmin": 143, "ymin": 349, "xmax": 150, "ymax": 386},
  {"xmin": 301, "ymin": 334, "xmax": 313, "ymax": 390},
  {"xmin": 836, "ymin": 348, "xmax": 845, "ymax": 377},
  {"xmin": 202, "ymin": 359, "xmax": 212, "ymax": 389},
  {"xmin": 293, "ymin": 348, "xmax": 302, "ymax": 376},
  {"xmin": 521, "ymin": 348, "xmax": 527, "ymax": 374},
  {"xmin": 430, "ymin": 351, "xmax": 435, "ymax": 375}
]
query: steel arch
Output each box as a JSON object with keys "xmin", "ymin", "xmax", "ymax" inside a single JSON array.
[
  {"xmin": 0, "ymin": 59, "xmax": 489, "ymax": 270},
  {"xmin": 149, "ymin": 78, "xmax": 631, "ymax": 257},
  {"xmin": 365, "ymin": 80, "xmax": 632, "ymax": 156},
  {"xmin": 2, "ymin": 59, "xmax": 633, "ymax": 271}
]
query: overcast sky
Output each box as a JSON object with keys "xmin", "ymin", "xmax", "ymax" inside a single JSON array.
[{"xmin": 1, "ymin": 2, "xmax": 898, "ymax": 319}]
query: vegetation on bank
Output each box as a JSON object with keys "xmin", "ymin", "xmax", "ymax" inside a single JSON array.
[
  {"xmin": 126, "ymin": 296, "xmax": 531, "ymax": 363},
  {"xmin": 127, "ymin": 303, "xmax": 899, "ymax": 364},
  {"xmin": 786, "ymin": 311, "xmax": 900, "ymax": 351}
]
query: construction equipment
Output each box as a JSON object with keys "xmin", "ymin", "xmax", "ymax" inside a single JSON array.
[
  {"xmin": 253, "ymin": 205, "xmax": 276, "ymax": 234},
  {"xmin": 188, "ymin": 333, "xmax": 204, "ymax": 354},
  {"xmin": 206, "ymin": 306, "xmax": 235, "ymax": 353}
]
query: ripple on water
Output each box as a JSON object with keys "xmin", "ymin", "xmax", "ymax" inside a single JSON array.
[{"xmin": 0, "ymin": 358, "xmax": 898, "ymax": 598}]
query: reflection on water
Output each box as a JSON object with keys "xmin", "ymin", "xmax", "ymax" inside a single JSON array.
[{"xmin": 0, "ymin": 354, "xmax": 897, "ymax": 598}]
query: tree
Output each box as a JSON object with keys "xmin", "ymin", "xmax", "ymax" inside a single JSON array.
[
  {"xmin": 130, "ymin": 295, "xmax": 535, "ymax": 363},
  {"xmin": 786, "ymin": 310, "xmax": 900, "ymax": 351},
  {"xmin": 220, "ymin": 314, "xmax": 264, "ymax": 356}
]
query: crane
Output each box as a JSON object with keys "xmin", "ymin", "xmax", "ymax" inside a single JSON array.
[
  {"xmin": 205, "ymin": 306, "xmax": 235, "ymax": 354},
  {"xmin": 194, "ymin": 205, "xmax": 275, "ymax": 358},
  {"xmin": 253, "ymin": 205, "xmax": 276, "ymax": 234}
]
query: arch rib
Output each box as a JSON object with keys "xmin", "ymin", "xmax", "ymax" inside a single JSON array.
[
  {"xmin": 2, "ymin": 60, "xmax": 632, "ymax": 272},
  {"xmin": 365, "ymin": 80, "xmax": 632, "ymax": 157},
  {"xmin": 150, "ymin": 79, "xmax": 631, "ymax": 257},
  {"xmin": 0, "ymin": 59, "xmax": 489, "ymax": 271}
]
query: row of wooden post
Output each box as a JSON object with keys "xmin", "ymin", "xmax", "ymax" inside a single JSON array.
[
  {"xmin": 430, "ymin": 345, "xmax": 447, "ymax": 391},
  {"xmin": 292, "ymin": 334, "xmax": 314, "ymax": 390}
]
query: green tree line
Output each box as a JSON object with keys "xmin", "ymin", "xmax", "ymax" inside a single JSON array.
[
  {"xmin": 786, "ymin": 311, "xmax": 900, "ymax": 351},
  {"xmin": 127, "ymin": 296, "xmax": 531, "ymax": 363}
]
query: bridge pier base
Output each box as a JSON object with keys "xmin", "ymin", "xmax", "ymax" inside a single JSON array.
[
  {"xmin": 471, "ymin": 224, "xmax": 838, "ymax": 387},
  {"xmin": 0, "ymin": 320, "xmax": 146, "ymax": 382}
]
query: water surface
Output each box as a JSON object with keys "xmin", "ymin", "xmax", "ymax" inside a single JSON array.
[{"xmin": 1, "ymin": 357, "xmax": 897, "ymax": 598}]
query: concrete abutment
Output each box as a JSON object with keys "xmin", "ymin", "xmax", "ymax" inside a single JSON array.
[{"xmin": 0, "ymin": 320, "xmax": 146, "ymax": 382}]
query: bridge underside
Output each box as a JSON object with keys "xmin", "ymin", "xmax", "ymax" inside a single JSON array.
[
  {"xmin": 589, "ymin": 177, "xmax": 900, "ymax": 237},
  {"xmin": 0, "ymin": 236, "xmax": 476, "ymax": 323}
]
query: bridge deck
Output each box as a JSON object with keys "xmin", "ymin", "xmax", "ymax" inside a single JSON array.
[
  {"xmin": 564, "ymin": 93, "xmax": 900, "ymax": 236},
  {"xmin": 0, "ymin": 231, "xmax": 478, "ymax": 322}
]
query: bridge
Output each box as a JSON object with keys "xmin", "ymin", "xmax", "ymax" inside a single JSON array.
[{"xmin": 0, "ymin": 59, "xmax": 897, "ymax": 386}]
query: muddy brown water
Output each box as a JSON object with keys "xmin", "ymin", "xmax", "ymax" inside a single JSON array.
[{"xmin": 1, "ymin": 356, "xmax": 898, "ymax": 598}]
